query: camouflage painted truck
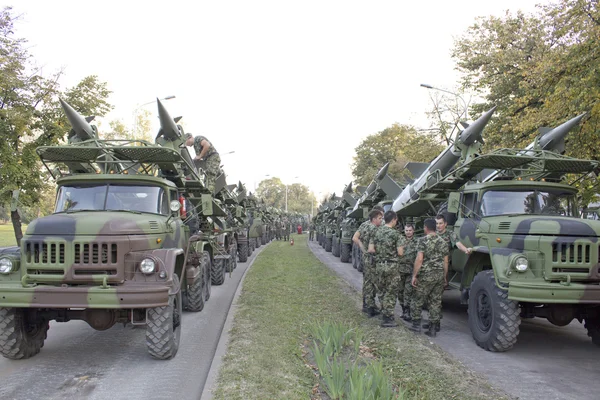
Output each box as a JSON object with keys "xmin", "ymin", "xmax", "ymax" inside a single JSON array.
[
  {"xmin": 0, "ymin": 99, "xmax": 227, "ymax": 360},
  {"xmin": 393, "ymin": 112, "xmax": 600, "ymax": 351}
]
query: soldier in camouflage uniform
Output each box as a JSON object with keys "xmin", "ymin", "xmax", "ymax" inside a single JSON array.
[
  {"xmin": 420, "ymin": 215, "xmax": 473, "ymax": 331},
  {"xmin": 352, "ymin": 209, "xmax": 383, "ymax": 316},
  {"xmin": 369, "ymin": 210, "xmax": 403, "ymax": 327},
  {"xmin": 409, "ymin": 218, "xmax": 448, "ymax": 337},
  {"xmin": 185, "ymin": 133, "xmax": 222, "ymax": 192},
  {"xmin": 398, "ymin": 224, "xmax": 418, "ymax": 321}
]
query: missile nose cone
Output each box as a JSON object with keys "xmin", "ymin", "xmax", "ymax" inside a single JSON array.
[
  {"xmin": 459, "ymin": 106, "xmax": 496, "ymax": 145},
  {"xmin": 157, "ymin": 98, "xmax": 181, "ymax": 141},
  {"xmin": 539, "ymin": 113, "xmax": 586, "ymax": 150},
  {"xmin": 59, "ymin": 98, "xmax": 96, "ymax": 140},
  {"xmin": 345, "ymin": 182, "xmax": 353, "ymax": 193},
  {"xmin": 377, "ymin": 162, "xmax": 390, "ymax": 180}
]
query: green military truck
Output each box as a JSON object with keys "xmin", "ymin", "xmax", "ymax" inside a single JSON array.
[{"xmin": 0, "ymin": 99, "xmax": 224, "ymax": 360}]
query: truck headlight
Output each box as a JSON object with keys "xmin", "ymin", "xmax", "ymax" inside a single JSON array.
[
  {"xmin": 515, "ymin": 257, "xmax": 528, "ymax": 272},
  {"xmin": 140, "ymin": 258, "xmax": 156, "ymax": 274},
  {"xmin": 0, "ymin": 258, "xmax": 13, "ymax": 274}
]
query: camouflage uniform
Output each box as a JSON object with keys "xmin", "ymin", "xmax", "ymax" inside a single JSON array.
[
  {"xmin": 193, "ymin": 135, "xmax": 221, "ymax": 192},
  {"xmin": 410, "ymin": 234, "xmax": 447, "ymax": 324},
  {"xmin": 438, "ymin": 229, "xmax": 459, "ymax": 255},
  {"xmin": 357, "ymin": 220, "xmax": 378, "ymax": 309},
  {"xmin": 370, "ymin": 225, "xmax": 402, "ymax": 318},
  {"xmin": 398, "ymin": 236, "xmax": 418, "ymax": 308}
]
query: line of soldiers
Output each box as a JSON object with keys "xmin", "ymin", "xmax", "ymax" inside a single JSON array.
[{"xmin": 352, "ymin": 208, "xmax": 471, "ymax": 336}]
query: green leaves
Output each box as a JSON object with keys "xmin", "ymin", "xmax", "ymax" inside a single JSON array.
[
  {"xmin": 452, "ymin": 1, "xmax": 600, "ymax": 203},
  {"xmin": 351, "ymin": 124, "xmax": 443, "ymax": 186}
]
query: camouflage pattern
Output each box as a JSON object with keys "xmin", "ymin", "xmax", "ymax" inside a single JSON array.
[
  {"xmin": 398, "ymin": 236, "xmax": 418, "ymax": 307},
  {"xmin": 192, "ymin": 135, "xmax": 221, "ymax": 193},
  {"xmin": 358, "ymin": 220, "xmax": 378, "ymax": 308},
  {"xmin": 438, "ymin": 229, "xmax": 459, "ymax": 255},
  {"xmin": 370, "ymin": 225, "xmax": 402, "ymax": 318},
  {"xmin": 410, "ymin": 234, "xmax": 447, "ymax": 323}
]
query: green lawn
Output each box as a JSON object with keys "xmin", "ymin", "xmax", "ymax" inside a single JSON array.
[
  {"xmin": 0, "ymin": 224, "xmax": 24, "ymax": 247},
  {"xmin": 211, "ymin": 234, "xmax": 508, "ymax": 400}
]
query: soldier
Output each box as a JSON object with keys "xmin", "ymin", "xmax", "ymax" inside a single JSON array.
[
  {"xmin": 435, "ymin": 214, "xmax": 472, "ymax": 256},
  {"xmin": 185, "ymin": 133, "xmax": 221, "ymax": 192},
  {"xmin": 409, "ymin": 218, "xmax": 448, "ymax": 337},
  {"xmin": 352, "ymin": 208, "xmax": 383, "ymax": 316},
  {"xmin": 309, "ymin": 221, "xmax": 315, "ymax": 241},
  {"xmin": 398, "ymin": 224, "xmax": 418, "ymax": 321},
  {"xmin": 368, "ymin": 210, "xmax": 403, "ymax": 327}
]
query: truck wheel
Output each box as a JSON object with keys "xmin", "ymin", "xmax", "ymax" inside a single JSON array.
[
  {"xmin": 585, "ymin": 318, "xmax": 600, "ymax": 346},
  {"xmin": 184, "ymin": 252, "xmax": 209, "ymax": 311},
  {"xmin": 146, "ymin": 275, "xmax": 182, "ymax": 360},
  {"xmin": 261, "ymin": 235, "xmax": 266, "ymax": 245},
  {"xmin": 468, "ymin": 270, "xmax": 520, "ymax": 352},
  {"xmin": 0, "ymin": 308, "xmax": 49, "ymax": 359},
  {"xmin": 325, "ymin": 237, "xmax": 332, "ymax": 252},
  {"xmin": 212, "ymin": 257, "xmax": 226, "ymax": 285},
  {"xmin": 228, "ymin": 241, "xmax": 237, "ymax": 272},
  {"xmin": 341, "ymin": 243, "xmax": 351, "ymax": 263},
  {"xmin": 203, "ymin": 252, "xmax": 212, "ymax": 301},
  {"xmin": 331, "ymin": 235, "xmax": 339, "ymax": 257},
  {"xmin": 238, "ymin": 242, "xmax": 248, "ymax": 262}
]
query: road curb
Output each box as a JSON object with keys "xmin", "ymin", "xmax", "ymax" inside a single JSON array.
[{"xmin": 200, "ymin": 242, "xmax": 270, "ymax": 399}]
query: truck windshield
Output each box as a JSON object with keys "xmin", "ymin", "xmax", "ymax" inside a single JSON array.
[
  {"xmin": 55, "ymin": 184, "xmax": 167, "ymax": 215},
  {"xmin": 480, "ymin": 189, "xmax": 577, "ymax": 217}
]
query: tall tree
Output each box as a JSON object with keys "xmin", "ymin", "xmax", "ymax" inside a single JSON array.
[
  {"xmin": 351, "ymin": 123, "xmax": 444, "ymax": 185},
  {"xmin": 452, "ymin": 0, "xmax": 600, "ymax": 202},
  {"xmin": 0, "ymin": 7, "xmax": 113, "ymax": 210}
]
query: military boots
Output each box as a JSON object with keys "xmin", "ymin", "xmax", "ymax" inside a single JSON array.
[
  {"xmin": 425, "ymin": 322, "xmax": 440, "ymax": 337},
  {"xmin": 421, "ymin": 321, "xmax": 441, "ymax": 332},
  {"xmin": 408, "ymin": 320, "xmax": 421, "ymax": 333},
  {"xmin": 381, "ymin": 316, "xmax": 398, "ymax": 328},
  {"xmin": 367, "ymin": 307, "xmax": 381, "ymax": 317}
]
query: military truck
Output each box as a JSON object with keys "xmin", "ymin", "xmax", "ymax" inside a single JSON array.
[
  {"xmin": 0, "ymin": 99, "xmax": 229, "ymax": 360},
  {"xmin": 392, "ymin": 111, "xmax": 600, "ymax": 351}
]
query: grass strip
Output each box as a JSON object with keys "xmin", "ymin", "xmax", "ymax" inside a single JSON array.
[{"xmin": 212, "ymin": 234, "xmax": 510, "ymax": 400}]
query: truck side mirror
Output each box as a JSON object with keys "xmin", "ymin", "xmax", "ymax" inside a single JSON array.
[{"xmin": 448, "ymin": 192, "xmax": 460, "ymax": 214}]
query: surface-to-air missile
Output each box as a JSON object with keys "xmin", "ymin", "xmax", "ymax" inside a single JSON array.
[
  {"xmin": 392, "ymin": 107, "xmax": 495, "ymax": 213},
  {"xmin": 0, "ymin": 99, "xmax": 238, "ymax": 361}
]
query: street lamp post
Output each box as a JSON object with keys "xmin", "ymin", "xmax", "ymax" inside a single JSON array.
[
  {"xmin": 420, "ymin": 83, "xmax": 468, "ymax": 121},
  {"xmin": 132, "ymin": 95, "xmax": 176, "ymax": 140}
]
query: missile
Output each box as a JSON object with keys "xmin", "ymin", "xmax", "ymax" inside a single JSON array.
[
  {"xmin": 59, "ymin": 98, "xmax": 97, "ymax": 142},
  {"xmin": 392, "ymin": 107, "xmax": 495, "ymax": 212},
  {"xmin": 483, "ymin": 113, "xmax": 586, "ymax": 182},
  {"xmin": 156, "ymin": 98, "xmax": 182, "ymax": 142}
]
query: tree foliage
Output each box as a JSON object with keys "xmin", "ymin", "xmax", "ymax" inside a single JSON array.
[
  {"xmin": 255, "ymin": 177, "xmax": 315, "ymax": 214},
  {"xmin": 351, "ymin": 124, "xmax": 444, "ymax": 185},
  {"xmin": 0, "ymin": 7, "xmax": 112, "ymax": 209},
  {"xmin": 452, "ymin": 0, "xmax": 600, "ymax": 203}
]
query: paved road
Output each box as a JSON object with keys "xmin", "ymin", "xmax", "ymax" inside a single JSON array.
[
  {"xmin": 0, "ymin": 244, "xmax": 267, "ymax": 400},
  {"xmin": 308, "ymin": 240, "xmax": 600, "ymax": 400}
]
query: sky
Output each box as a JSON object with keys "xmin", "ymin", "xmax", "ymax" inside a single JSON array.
[{"xmin": 13, "ymin": 0, "xmax": 541, "ymax": 201}]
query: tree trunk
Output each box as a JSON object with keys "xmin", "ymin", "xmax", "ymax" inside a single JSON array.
[{"xmin": 11, "ymin": 210, "xmax": 23, "ymax": 246}]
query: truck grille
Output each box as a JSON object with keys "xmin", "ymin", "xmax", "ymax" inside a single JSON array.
[
  {"xmin": 22, "ymin": 239, "xmax": 125, "ymax": 283},
  {"xmin": 547, "ymin": 241, "xmax": 597, "ymax": 279}
]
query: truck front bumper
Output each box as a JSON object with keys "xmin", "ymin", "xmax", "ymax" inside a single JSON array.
[
  {"xmin": 0, "ymin": 283, "xmax": 169, "ymax": 309},
  {"xmin": 508, "ymin": 281, "xmax": 600, "ymax": 304}
]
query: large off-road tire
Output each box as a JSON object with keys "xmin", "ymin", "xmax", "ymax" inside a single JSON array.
[
  {"xmin": 211, "ymin": 257, "xmax": 226, "ymax": 285},
  {"xmin": 228, "ymin": 241, "xmax": 238, "ymax": 272},
  {"xmin": 249, "ymin": 240, "xmax": 255, "ymax": 254},
  {"xmin": 341, "ymin": 243, "xmax": 351, "ymax": 263},
  {"xmin": 184, "ymin": 271, "xmax": 204, "ymax": 312},
  {"xmin": 261, "ymin": 235, "xmax": 266, "ymax": 245},
  {"xmin": 0, "ymin": 308, "xmax": 49, "ymax": 359},
  {"xmin": 146, "ymin": 275, "xmax": 182, "ymax": 360},
  {"xmin": 238, "ymin": 242, "xmax": 248, "ymax": 262},
  {"xmin": 325, "ymin": 237, "xmax": 332, "ymax": 252},
  {"xmin": 468, "ymin": 270, "xmax": 521, "ymax": 352},
  {"xmin": 584, "ymin": 318, "xmax": 600, "ymax": 347},
  {"xmin": 203, "ymin": 252, "xmax": 212, "ymax": 301},
  {"xmin": 256, "ymin": 237, "xmax": 261, "ymax": 248},
  {"xmin": 332, "ymin": 235, "xmax": 340, "ymax": 257}
]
